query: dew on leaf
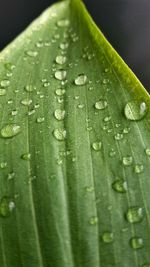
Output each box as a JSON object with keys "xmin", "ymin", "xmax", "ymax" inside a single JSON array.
[
  {"xmin": 122, "ymin": 156, "xmax": 133, "ymax": 166},
  {"xmin": 53, "ymin": 129, "xmax": 66, "ymax": 141},
  {"xmin": 102, "ymin": 232, "xmax": 114, "ymax": 243},
  {"xmin": 25, "ymin": 85, "xmax": 35, "ymax": 92},
  {"xmin": 95, "ymin": 99, "xmax": 108, "ymax": 110},
  {"xmin": 134, "ymin": 164, "xmax": 144, "ymax": 174},
  {"xmin": 114, "ymin": 133, "xmax": 123, "ymax": 141},
  {"xmin": 57, "ymin": 19, "xmax": 70, "ymax": 27},
  {"xmin": 21, "ymin": 99, "xmax": 32, "ymax": 106},
  {"xmin": 145, "ymin": 148, "xmax": 150, "ymax": 156},
  {"xmin": 55, "ymin": 88, "xmax": 66, "ymax": 96},
  {"xmin": 1, "ymin": 124, "xmax": 21, "ymax": 138},
  {"xmin": 54, "ymin": 109, "xmax": 65, "ymax": 121},
  {"xmin": 8, "ymin": 172, "xmax": 15, "ymax": 180},
  {"xmin": 0, "ymin": 197, "xmax": 15, "ymax": 217},
  {"xmin": 60, "ymin": 42, "xmax": 69, "ymax": 50},
  {"xmin": 126, "ymin": 207, "xmax": 144, "ymax": 223},
  {"xmin": 0, "ymin": 79, "xmax": 10, "ymax": 88},
  {"xmin": 92, "ymin": 142, "xmax": 102, "ymax": 151},
  {"xmin": 21, "ymin": 153, "xmax": 31, "ymax": 160},
  {"xmin": 74, "ymin": 74, "xmax": 87, "ymax": 86},
  {"xmin": 0, "ymin": 89, "xmax": 6, "ymax": 96},
  {"xmin": 112, "ymin": 179, "xmax": 127, "ymax": 193},
  {"xmin": 36, "ymin": 117, "xmax": 45, "ymax": 123},
  {"xmin": 89, "ymin": 216, "xmax": 98, "ymax": 225},
  {"xmin": 124, "ymin": 101, "xmax": 148, "ymax": 121},
  {"xmin": 0, "ymin": 162, "xmax": 7, "ymax": 169},
  {"xmin": 130, "ymin": 237, "xmax": 144, "ymax": 249},
  {"xmin": 55, "ymin": 70, "xmax": 67, "ymax": 81},
  {"xmin": 55, "ymin": 55, "xmax": 67, "ymax": 65},
  {"xmin": 26, "ymin": 50, "xmax": 38, "ymax": 57}
]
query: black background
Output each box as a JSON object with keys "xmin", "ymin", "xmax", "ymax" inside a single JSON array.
[{"xmin": 0, "ymin": 0, "xmax": 150, "ymax": 92}]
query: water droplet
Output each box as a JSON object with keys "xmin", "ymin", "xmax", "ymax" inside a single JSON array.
[
  {"xmin": 126, "ymin": 207, "xmax": 144, "ymax": 223},
  {"xmin": 0, "ymin": 89, "xmax": 6, "ymax": 96},
  {"xmin": 25, "ymin": 85, "xmax": 35, "ymax": 92},
  {"xmin": 60, "ymin": 42, "xmax": 69, "ymax": 50},
  {"xmin": 43, "ymin": 82, "xmax": 50, "ymax": 87},
  {"xmin": 0, "ymin": 162, "xmax": 7, "ymax": 169},
  {"xmin": 78, "ymin": 104, "xmax": 84, "ymax": 109},
  {"xmin": 123, "ymin": 127, "xmax": 130, "ymax": 134},
  {"xmin": 26, "ymin": 50, "xmax": 38, "ymax": 57},
  {"xmin": 21, "ymin": 99, "xmax": 32, "ymax": 106},
  {"xmin": 57, "ymin": 19, "xmax": 70, "ymax": 27},
  {"xmin": 103, "ymin": 116, "xmax": 111, "ymax": 122},
  {"xmin": 55, "ymin": 70, "xmax": 67, "ymax": 81},
  {"xmin": 11, "ymin": 110, "xmax": 18, "ymax": 116},
  {"xmin": 55, "ymin": 55, "xmax": 67, "ymax": 65},
  {"xmin": 55, "ymin": 88, "xmax": 65, "ymax": 96},
  {"xmin": 0, "ymin": 79, "xmax": 10, "ymax": 88},
  {"xmin": 8, "ymin": 172, "xmax": 15, "ymax": 180},
  {"xmin": 114, "ymin": 133, "xmax": 123, "ymax": 140},
  {"xmin": 134, "ymin": 164, "xmax": 144, "ymax": 174},
  {"xmin": 54, "ymin": 109, "xmax": 65, "ymax": 121},
  {"xmin": 95, "ymin": 99, "xmax": 108, "ymax": 110},
  {"xmin": 0, "ymin": 197, "xmax": 15, "ymax": 217},
  {"xmin": 122, "ymin": 156, "xmax": 133, "ymax": 166},
  {"xmin": 89, "ymin": 216, "xmax": 98, "ymax": 225},
  {"xmin": 109, "ymin": 149, "xmax": 116, "ymax": 158},
  {"xmin": 102, "ymin": 232, "xmax": 114, "ymax": 243},
  {"xmin": 130, "ymin": 237, "xmax": 144, "ymax": 249},
  {"xmin": 145, "ymin": 148, "xmax": 150, "ymax": 156},
  {"xmin": 21, "ymin": 153, "xmax": 31, "ymax": 160},
  {"xmin": 75, "ymin": 74, "xmax": 87, "ymax": 86},
  {"xmin": 53, "ymin": 129, "xmax": 66, "ymax": 141},
  {"xmin": 124, "ymin": 101, "xmax": 148, "ymax": 121},
  {"xmin": 36, "ymin": 117, "xmax": 45, "ymax": 123},
  {"xmin": 112, "ymin": 179, "xmax": 127, "ymax": 193},
  {"xmin": 85, "ymin": 186, "xmax": 94, "ymax": 193},
  {"xmin": 28, "ymin": 109, "xmax": 36, "ymax": 116},
  {"xmin": 92, "ymin": 142, "xmax": 102, "ymax": 151},
  {"xmin": 1, "ymin": 124, "xmax": 21, "ymax": 138}
]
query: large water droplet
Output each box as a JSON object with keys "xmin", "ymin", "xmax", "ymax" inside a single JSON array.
[
  {"xmin": 126, "ymin": 207, "xmax": 144, "ymax": 223},
  {"xmin": 102, "ymin": 232, "xmax": 114, "ymax": 243},
  {"xmin": 122, "ymin": 156, "xmax": 133, "ymax": 166},
  {"xmin": 92, "ymin": 142, "xmax": 102, "ymax": 151},
  {"xmin": 74, "ymin": 74, "xmax": 87, "ymax": 86},
  {"xmin": 54, "ymin": 109, "xmax": 65, "ymax": 121},
  {"xmin": 95, "ymin": 99, "xmax": 108, "ymax": 110},
  {"xmin": 0, "ymin": 79, "xmax": 10, "ymax": 88},
  {"xmin": 1, "ymin": 124, "xmax": 21, "ymax": 138},
  {"xmin": 53, "ymin": 129, "xmax": 66, "ymax": 141},
  {"xmin": 130, "ymin": 237, "xmax": 144, "ymax": 249},
  {"xmin": 55, "ymin": 70, "xmax": 67, "ymax": 81},
  {"xmin": 124, "ymin": 101, "xmax": 148, "ymax": 121},
  {"xmin": 0, "ymin": 197, "xmax": 15, "ymax": 217},
  {"xmin": 57, "ymin": 19, "xmax": 70, "ymax": 27},
  {"xmin": 55, "ymin": 55, "xmax": 67, "ymax": 65},
  {"xmin": 112, "ymin": 179, "xmax": 127, "ymax": 193}
]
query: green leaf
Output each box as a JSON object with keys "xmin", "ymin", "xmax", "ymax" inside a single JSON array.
[{"xmin": 0, "ymin": 0, "xmax": 150, "ymax": 266}]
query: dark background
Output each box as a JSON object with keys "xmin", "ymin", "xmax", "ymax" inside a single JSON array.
[{"xmin": 0, "ymin": 0, "xmax": 150, "ymax": 92}]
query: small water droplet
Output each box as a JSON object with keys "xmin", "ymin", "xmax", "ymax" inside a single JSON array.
[
  {"xmin": 54, "ymin": 109, "xmax": 65, "ymax": 121},
  {"xmin": 26, "ymin": 50, "xmax": 38, "ymax": 57},
  {"xmin": 28, "ymin": 109, "xmax": 36, "ymax": 116},
  {"xmin": 92, "ymin": 142, "xmax": 102, "ymax": 151},
  {"xmin": 102, "ymin": 232, "xmax": 114, "ymax": 243},
  {"xmin": 126, "ymin": 207, "xmax": 144, "ymax": 223},
  {"xmin": 134, "ymin": 164, "xmax": 144, "ymax": 174},
  {"xmin": 89, "ymin": 216, "xmax": 98, "ymax": 225},
  {"xmin": 21, "ymin": 153, "xmax": 31, "ymax": 160},
  {"xmin": 0, "ymin": 162, "xmax": 7, "ymax": 169},
  {"xmin": 25, "ymin": 85, "xmax": 35, "ymax": 92},
  {"xmin": 1, "ymin": 124, "xmax": 21, "ymax": 138},
  {"xmin": 109, "ymin": 149, "xmax": 116, "ymax": 158},
  {"xmin": 124, "ymin": 101, "xmax": 148, "ymax": 121},
  {"xmin": 74, "ymin": 74, "xmax": 87, "ymax": 86},
  {"xmin": 21, "ymin": 99, "xmax": 32, "ymax": 106},
  {"xmin": 55, "ymin": 55, "xmax": 67, "ymax": 65},
  {"xmin": 122, "ymin": 156, "xmax": 133, "ymax": 166},
  {"xmin": 95, "ymin": 99, "xmax": 108, "ymax": 110},
  {"xmin": 112, "ymin": 179, "xmax": 127, "ymax": 193},
  {"xmin": 103, "ymin": 116, "xmax": 111, "ymax": 122},
  {"xmin": 55, "ymin": 70, "xmax": 67, "ymax": 81},
  {"xmin": 60, "ymin": 42, "xmax": 69, "ymax": 50},
  {"xmin": 123, "ymin": 127, "xmax": 130, "ymax": 134},
  {"xmin": 114, "ymin": 133, "xmax": 123, "ymax": 140},
  {"xmin": 43, "ymin": 82, "xmax": 50, "ymax": 87},
  {"xmin": 57, "ymin": 19, "xmax": 70, "ymax": 27},
  {"xmin": 0, "ymin": 79, "xmax": 10, "ymax": 88},
  {"xmin": 53, "ymin": 129, "xmax": 66, "ymax": 141},
  {"xmin": 11, "ymin": 110, "xmax": 18, "ymax": 116},
  {"xmin": 0, "ymin": 89, "xmax": 6, "ymax": 96},
  {"xmin": 85, "ymin": 186, "xmax": 94, "ymax": 193},
  {"xmin": 130, "ymin": 237, "xmax": 144, "ymax": 249},
  {"xmin": 55, "ymin": 88, "xmax": 66, "ymax": 96},
  {"xmin": 36, "ymin": 117, "xmax": 45, "ymax": 123},
  {"xmin": 7, "ymin": 172, "xmax": 15, "ymax": 180},
  {"xmin": 0, "ymin": 197, "xmax": 15, "ymax": 217},
  {"xmin": 145, "ymin": 148, "xmax": 150, "ymax": 156}
]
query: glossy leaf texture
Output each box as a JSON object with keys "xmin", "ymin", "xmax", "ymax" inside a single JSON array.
[{"xmin": 0, "ymin": 0, "xmax": 150, "ymax": 266}]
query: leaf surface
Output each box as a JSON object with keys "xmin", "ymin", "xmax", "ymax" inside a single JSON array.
[{"xmin": 0, "ymin": 0, "xmax": 150, "ymax": 266}]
